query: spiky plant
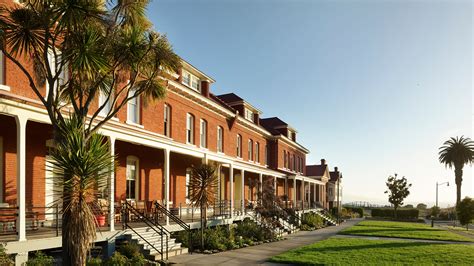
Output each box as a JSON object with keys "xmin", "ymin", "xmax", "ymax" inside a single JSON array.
[
  {"xmin": 49, "ymin": 115, "xmax": 114, "ymax": 265},
  {"xmin": 0, "ymin": 1, "xmax": 179, "ymax": 264},
  {"xmin": 188, "ymin": 164, "xmax": 218, "ymax": 249},
  {"xmin": 439, "ymin": 136, "xmax": 474, "ymax": 205}
]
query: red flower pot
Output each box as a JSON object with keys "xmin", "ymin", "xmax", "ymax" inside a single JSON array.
[{"xmin": 96, "ymin": 215, "xmax": 106, "ymax": 227}]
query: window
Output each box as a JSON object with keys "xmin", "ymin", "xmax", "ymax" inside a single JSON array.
[
  {"xmin": 265, "ymin": 145, "xmax": 268, "ymax": 165},
  {"xmin": 98, "ymin": 89, "xmax": 113, "ymax": 117},
  {"xmin": 164, "ymin": 104, "xmax": 171, "ymax": 137},
  {"xmin": 127, "ymin": 89, "xmax": 140, "ymax": 124},
  {"xmin": 200, "ymin": 119, "xmax": 207, "ymax": 148},
  {"xmin": 284, "ymin": 151, "xmax": 287, "ymax": 169},
  {"xmin": 182, "ymin": 70, "xmax": 200, "ymax": 92},
  {"xmin": 217, "ymin": 126, "xmax": 224, "ymax": 153},
  {"xmin": 244, "ymin": 109, "xmax": 254, "ymax": 122},
  {"xmin": 255, "ymin": 142, "xmax": 260, "ymax": 163},
  {"xmin": 236, "ymin": 134, "xmax": 242, "ymax": 158},
  {"xmin": 186, "ymin": 113, "xmax": 195, "ymax": 144},
  {"xmin": 0, "ymin": 137, "xmax": 3, "ymax": 202},
  {"xmin": 248, "ymin": 139, "xmax": 253, "ymax": 161},
  {"xmin": 0, "ymin": 52, "xmax": 4, "ymax": 86},
  {"xmin": 293, "ymin": 156, "xmax": 296, "ymax": 171},
  {"xmin": 46, "ymin": 50, "xmax": 69, "ymax": 100},
  {"xmin": 126, "ymin": 156, "xmax": 139, "ymax": 200}
]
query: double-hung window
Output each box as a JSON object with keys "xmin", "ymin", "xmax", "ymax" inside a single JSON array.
[
  {"xmin": 182, "ymin": 70, "xmax": 201, "ymax": 92},
  {"xmin": 164, "ymin": 104, "xmax": 171, "ymax": 137},
  {"xmin": 237, "ymin": 134, "xmax": 242, "ymax": 158},
  {"xmin": 98, "ymin": 89, "xmax": 113, "ymax": 117},
  {"xmin": 200, "ymin": 119, "xmax": 207, "ymax": 148},
  {"xmin": 127, "ymin": 88, "xmax": 140, "ymax": 124},
  {"xmin": 248, "ymin": 139, "xmax": 253, "ymax": 161},
  {"xmin": 265, "ymin": 145, "xmax": 268, "ymax": 165},
  {"xmin": 126, "ymin": 156, "xmax": 139, "ymax": 200},
  {"xmin": 255, "ymin": 142, "xmax": 260, "ymax": 163},
  {"xmin": 217, "ymin": 126, "xmax": 224, "ymax": 153},
  {"xmin": 186, "ymin": 113, "xmax": 195, "ymax": 144}
]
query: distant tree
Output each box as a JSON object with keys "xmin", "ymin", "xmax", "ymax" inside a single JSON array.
[
  {"xmin": 430, "ymin": 206, "xmax": 441, "ymax": 217},
  {"xmin": 439, "ymin": 136, "xmax": 474, "ymax": 205},
  {"xmin": 416, "ymin": 203, "xmax": 427, "ymax": 210},
  {"xmin": 385, "ymin": 174, "xmax": 412, "ymax": 218},
  {"xmin": 188, "ymin": 164, "xmax": 218, "ymax": 249},
  {"xmin": 456, "ymin": 197, "xmax": 474, "ymax": 230},
  {"xmin": 404, "ymin": 204, "xmax": 414, "ymax": 209}
]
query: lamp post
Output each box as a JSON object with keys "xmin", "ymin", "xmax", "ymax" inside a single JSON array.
[{"xmin": 432, "ymin": 181, "xmax": 449, "ymax": 227}]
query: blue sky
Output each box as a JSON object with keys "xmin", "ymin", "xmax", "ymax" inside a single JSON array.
[{"xmin": 148, "ymin": 0, "xmax": 472, "ymax": 207}]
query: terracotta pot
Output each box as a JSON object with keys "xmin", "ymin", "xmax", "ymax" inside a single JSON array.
[{"xmin": 96, "ymin": 215, "xmax": 106, "ymax": 227}]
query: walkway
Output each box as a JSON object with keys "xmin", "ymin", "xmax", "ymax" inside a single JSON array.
[{"xmin": 168, "ymin": 219, "xmax": 361, "ymax": 265}]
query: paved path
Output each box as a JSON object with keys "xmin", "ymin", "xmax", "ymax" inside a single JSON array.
[{"xmin": 168, "ymin": 219, "xmax": 361, "ymax": 265}]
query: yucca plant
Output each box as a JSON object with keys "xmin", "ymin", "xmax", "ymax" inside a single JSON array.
[
  {"xmin": 439, "ymin": 136, "xmax": 474, "ymax": 205},
  {"xmin": 188, "ymin": 164, "xmax": 218, "ymax": 249},
  {"xmin": 49, "ymin": 115, "xmax": 114, "ymax": 265},
  {"xmin": 0, "ymin": 1, "xmax": 180, "ymax": 264}
]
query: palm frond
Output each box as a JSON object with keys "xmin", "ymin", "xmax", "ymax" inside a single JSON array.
[
  {"xmin": 439, "ymin": 136, "xmax": 474, "ymax": 169},
  {"xmin": 188, "ymin": 164, "xmax": 218, "ymax": 208}
]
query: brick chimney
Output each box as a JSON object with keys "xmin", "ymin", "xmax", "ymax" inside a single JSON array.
[
  {"xmin": 334, "ymin": 166, "xmax": 338, "ymax": 172},
  {"xmin": 321, "ymin": 159, "xmax": 326, "ymax": 165},
  {"xmin": 201, "ymin": 80, "xmax": 210, "ymax": 98},
  {"xmin": 253, "ymin": 113, "xmax": 260, "ymax": 125}
]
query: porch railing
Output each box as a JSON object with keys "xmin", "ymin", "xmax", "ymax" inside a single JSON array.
[{"xmin": 154, "ymin": 201, "xmax": 193, "ymax": 253}]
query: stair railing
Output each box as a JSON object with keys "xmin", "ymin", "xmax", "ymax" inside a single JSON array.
[
  {"xmin": 122, "ymin": 201, "xmax": 169, "ymax": 261},
  {"xmin": 154, "ymin": 201, "xmax": 193, "ymax": 253}
]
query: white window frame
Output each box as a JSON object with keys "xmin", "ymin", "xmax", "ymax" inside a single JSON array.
[
  {"xmin": 127, "ymin": 89, "xmax": 140, "ymax": 124},
  {"xmin": 182, "ymin": 70, "xmax": 201, "ymax": 92},
  {"xmin": 248, "ymin": 139, "xmax": 253, "ymax": 161},
  {"xmin": 45, "ymin": 49, "xmax": 69, "ymax": 102},
  {"xmin": 0, "ymin": 52, "xmax": 8, "ymax": 91},
  {"xmin": 284, "ymin": 151, "xmax": 287, "ymax": 169},
  {"xmin": 255, "ymin": 142, "xmax": 260, "ymax": 163},
  {"xmin": 265, "ymin": 144, "xmax": 268, "ymax": 166},
  {"xmin": 244, "ymin": 109, "xmax": 254, "ymax": 122},
  {"xmin": 200, "ymin": 119, "xmax": 207, "ymax": 148},
  {"xmin": 186, "ymin": 167, "xmax": 192, "ymax": 204},
  {"xmin": 126, "ymin": 156, "xmax": 139, "ymax": 200},
  {"xmin": 164, "ymin": 104, "xmax": 171, "ymax": 137},
  {"xmin": 98, "ymin": 89, "xmax": 113, "ymax": 117},
  {"xmin": 186, "ymin": 113, "xmax": 195, "ymax": 144},
  {"xmin": 217, "ymin": 126, "xmax": 224, "ymax": 153},
  {"xmin": 237, "ymin": 134, "xmax": 242, "ymax": 158}
]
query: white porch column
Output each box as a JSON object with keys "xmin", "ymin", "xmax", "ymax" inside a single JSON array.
[
  {"xmin": 258, "ymin": 173, "xmax": 263, "ymax": 202},
  {"xmin": 273, "ymin": 176, "xmax": 277, "ymax": 196},
  {"xmin": 293, "ymin": 178, "xmax": 297, "ymax": 208},
  {"xmin": 15, "ymin": 116, "xmax": 27, "ymax": 241},
  {"xmin": 229, "ymin": 164, "xmax": 234, "ymax": 217},
  {"xmin": 313, "ymin": 183, "xmax": 317, "ymax": 207},
  {"xmin": 109, "ymin": 136, "xmax": 116, "ymax": 231},
  {"xmin": 164, "ymin": 148, "xmax": 170, "ymax": 225},
  {"xmin": 241, "ymin": 169, "xmax": 245, "ymax": 211}
]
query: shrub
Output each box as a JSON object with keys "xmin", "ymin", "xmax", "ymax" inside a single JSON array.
[
  {"xmin": 234, "ymin": 218, "xmax": 266, "ymax": 241},
  {"xmin": 26, "ymin": 251, "xmax": 54, "ymax": 266},
  {"xmin": 118, "ymin": 242, "xmax": 141, "ymax": 259},
  {"xmin": 371, "ymin": 208, "xmax": 419, "ymax": 219},
  {"xmin": 87, "ymin": 257, "xmax": 103, "ymax": 266},
  {"xmin": 345, "ymin": 207, "xmax": 364, "ymax": 217},
  {"xmin": 105, "ymin": 252, "xmax": 127, "ymax": 266},
  {"xmin": 301, "ymin": 213, "xmax": 324, "ymax": 228},
  {"xmin": 0, "ymin": 245, "xmax": 13, "ymax": 265}
]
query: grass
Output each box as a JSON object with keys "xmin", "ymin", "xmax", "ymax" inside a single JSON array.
[
  {"xmin": 445, "ymin": 226, "xmax": 474, "ymax": 235},
  {"xmin": 339, "ymin": 220, "xmax": 474, "ymax": 242},
  {"xmin": 270, "ymin": 237, "xmax": 474, "ymax": 265}
]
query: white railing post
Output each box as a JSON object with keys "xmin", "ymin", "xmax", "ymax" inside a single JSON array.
[{"xmin": 15, "ymin": 115, "xmax": 27, "ymax": 241}]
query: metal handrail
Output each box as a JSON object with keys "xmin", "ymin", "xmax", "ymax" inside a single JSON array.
[
  {"xmin": 154, "ymin": 201, "xmax": 193, "ymax": 253},
  {"xmin": 122, "ymin": 201, "xmax": 169, "ymax": 261}
]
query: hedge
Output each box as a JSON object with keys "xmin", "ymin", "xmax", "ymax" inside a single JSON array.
[
  {"xmin": 371, "ymin": 208, "xmax": 419, "ymax": 219},
  {"xmin": 345, "ymin": 207, "xmax": 364, "ymax": 217}
]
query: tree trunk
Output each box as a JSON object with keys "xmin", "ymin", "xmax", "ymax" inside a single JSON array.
[
  {"xmin": 200, "ymin": 206, "xmax": 204, "ymax": 250},
  {"xmin": 394, "ymin": 206, "xmax": 398, "ymax": 219},
  {"xmin": 455, "ymin": 167, "xmax": 463, "ymax": 206}
]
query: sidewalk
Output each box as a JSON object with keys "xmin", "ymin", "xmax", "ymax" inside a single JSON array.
[{"xmin": 168, "ymin": 219, "xmax": 361, "ymax": 265}]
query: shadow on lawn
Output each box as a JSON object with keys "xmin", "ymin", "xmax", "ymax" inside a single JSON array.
[
  {"xmin": 300, "ymin": 241, "xmax": 446, "ymax": 253},
  {"xmin": 340, "ymin": 227, "xmax": 444, "ymax": 235}
]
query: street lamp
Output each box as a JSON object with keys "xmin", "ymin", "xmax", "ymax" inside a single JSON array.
[{"xmin": 436, "ymin": 181, "xmax": 449, "ymax": 209}]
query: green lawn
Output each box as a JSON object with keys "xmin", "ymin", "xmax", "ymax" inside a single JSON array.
[
  {"xmin": 339, "ymin": 220, "xmax": 473, "ymax": 242},
  {"xmin": 270, "ymin": 237, "xmax": 474, "ymax": 265}
]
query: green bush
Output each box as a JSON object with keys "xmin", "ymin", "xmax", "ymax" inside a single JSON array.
[
  {"xmin": 345, "ymin": 207, "xmax": 364, "ymax": 217},
  {"xmin": 105, "ymin": 252, "xmax": 127, "ymax": 266},
  {"xmin": 0, "ymin": 245, "xmax": 13, "ymax": 265},
  {"xmin": 301, "ymin": 213, "xmax": 324, "ymax": 228},
  {"xmin": 118, "ymin": 242, "xmax": 141, "ymax": 259},
  {"xmin": 26, "ymin": 251, "xmax": 54, "ymax": 266},
  {"xmin": 371, "ymin": 208, "xmax": 419, "ymax": 219},
  {"xmin": 87, "ymin": 257, "xmax": 103, "ymax": 266}
]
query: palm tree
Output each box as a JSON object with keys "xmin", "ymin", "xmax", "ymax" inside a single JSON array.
[
  {"xmin": 0, "ymin": 1, "xmax": 180, "ymax": 265},
  {"xmin": 439, "ymin": 136, "xmax": 474, "ymax": 205},
  {"xmin": 187, "ymin": 164, "xmax": 218, "ymax": 249}
]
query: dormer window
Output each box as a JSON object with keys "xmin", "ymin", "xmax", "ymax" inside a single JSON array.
[
  {"xmin": 244, "ymin": 108, "xmax": 254, "ymax": 122},
  {"xmin": 182, "ymin": 70, "xmax": 201, "ymax": 92}
]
